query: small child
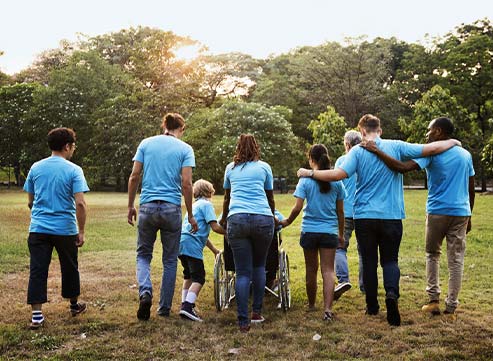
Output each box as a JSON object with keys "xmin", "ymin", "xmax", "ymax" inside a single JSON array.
[{"xmin": 179, "ymin": 179, "xmax": 224, "ymax": 322}]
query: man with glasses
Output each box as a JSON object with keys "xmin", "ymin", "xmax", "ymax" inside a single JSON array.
[
  {"xmin": 24, "ymin": 127, "xmax": 89, "ymax": 329},
  {"xmin": 128, "ymin": 113, "xmax": 198, "ymax": 320}
]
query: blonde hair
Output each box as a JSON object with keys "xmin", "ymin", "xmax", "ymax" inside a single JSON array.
[{"xmin": 193, "ymin": 179, "xmax": 215, "ymax": 199}]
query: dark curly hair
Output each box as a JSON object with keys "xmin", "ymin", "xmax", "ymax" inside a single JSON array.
[{"xmin": 233, "ymin": 134, "xmax": 260, "ymax": 168}]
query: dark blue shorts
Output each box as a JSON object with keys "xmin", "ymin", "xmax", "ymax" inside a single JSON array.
[{"xmin": 300, "ymin": 232, "xmax": 338, "ymax": 250}]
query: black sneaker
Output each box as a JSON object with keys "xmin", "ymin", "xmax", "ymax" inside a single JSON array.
[
  {"xmin": 385, "ymin": 298, "xmax": 401, "ymax": 326},
  {"xmin": 179, "ymin": 301, "xmax": 203, "ymax": 322},
  {"xmin": 137, "ymin": 293, "xmax": 152, "ymax": 321},
  {"xmin": 70, "ymin": 302, "xmax": 87, "ymax": 317}
]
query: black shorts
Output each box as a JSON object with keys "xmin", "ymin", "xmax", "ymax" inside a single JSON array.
[
  {"xmin": 179, "ymin": 255, "xmax": 206, "ymax": 285},
  {"xmin": 300, "ymin": 232, "xmax": 338, "ymax": 250}
]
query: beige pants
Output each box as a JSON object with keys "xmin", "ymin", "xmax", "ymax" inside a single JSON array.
[{"xmin": 425, "ymin": 214, "xmax": 469, "ymax": 311}]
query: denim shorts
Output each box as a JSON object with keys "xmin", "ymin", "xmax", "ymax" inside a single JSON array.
[{"xmin": 300, "ymin": 232, "xmax": 338, "ymax": 250}]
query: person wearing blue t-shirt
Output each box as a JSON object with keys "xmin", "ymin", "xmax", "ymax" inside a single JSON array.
[
  {"xmin": 219, "ymin": 134, "xmax": 276, "ymax": 333},
  {"xmin": 23, "ymin": 128, "xmax": 89, "ymax": 330},
  {"xmin": 178, "ymin": 179, "xmax": 225, "ymax": 322},
  {"xmin": 281, "ymin": 144, "xmax": 345, "ymax": 322},
  {"xmin": 361, "ymin": 117, "xmax": 475, "ymax": 316},
  {"xmin": 127, "ymin": 113, "xmax": 198, "ymax": 321},
  {"xmin": 298, "ymin": 114, "xmax": 460, "ymax": 326},
  {"xmin": 333, "ymin": 130, "xmax": 364, "ymax": 300}
]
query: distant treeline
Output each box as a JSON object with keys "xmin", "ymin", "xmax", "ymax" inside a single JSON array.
[{"xmin": 1, "ymin": 19, "xmax": 492, "ymax": 191}]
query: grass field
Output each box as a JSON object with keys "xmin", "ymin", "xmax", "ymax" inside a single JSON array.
[{"xmin": 0, "ymin": 189, "xmax": 492, "ymax": 360}]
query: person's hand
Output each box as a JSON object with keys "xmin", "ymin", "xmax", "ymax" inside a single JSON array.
[
  {"xmin": 127, "ymin": 207, "xmax": 137, "ymax": 226},
  {"xmin": 360, "ymin": 140, "xmax": 378, "ymax": 153},
  {"xmin": 188, "ymin": 215, "xmax": 198, "ymax": 233},
  {"xmin": 76, "ymin": 233, "xmax": 85, "ymax": 247},
  {"xmin": 212, "ymin": 248, "xmax": 221, "ymax": 257},
  {"xmin": 297, "ymin": 168, "xmax": 311, "ymax": 178},
  {"xmin": 452, "ymin": 139, "xmax": 462, "ymax": 147},
  {"xmin": 467, "ymin": 218, "xmax": 472, "ymax": 233},
  {"xmin": 279, "ymin": 219, "xmax": 289, "ymax": 228},
  {"xmin": 274, "ymin": 216, "xmax": 280, "ymax": 228}
]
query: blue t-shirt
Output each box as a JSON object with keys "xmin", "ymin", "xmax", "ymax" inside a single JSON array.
[
  {"xmin": 293, "ymin": 177, "xmax": 345, "ymax": 234},
  {"xmin": 340, "ymin": 137, "xmax": 424, "ymax": 220},
  {"xmin": 133, "ymin": 135, "xmax": 195, "ymax": 206},
  {"xmin": 413, "ymin": 146, "xmax": 474, "ymax": 216},
  {"xmin": 23, "ymin": 156, "xmax": 90, "ymax": 235},
  {"xmin": 180, "ymin": 198, "xmax": 218, "ymax": 260},
  {"xmin": 223, "ymin": 160, "xmax": 274, "ymax": 217},
  {"xmin": 335, "ymin": 154, "xmax": 356, "ymax": 218}
]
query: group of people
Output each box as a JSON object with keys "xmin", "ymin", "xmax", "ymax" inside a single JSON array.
[{"xmin": 23, "ymin": 112, "xmax": 474, "ymax": 332}]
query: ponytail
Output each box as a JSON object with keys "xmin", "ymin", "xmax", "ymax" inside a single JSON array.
[{"xmin": 309, "ymin": 144, "xmax": 331, "ymax": 193}]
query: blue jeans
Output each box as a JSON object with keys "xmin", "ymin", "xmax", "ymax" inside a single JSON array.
[
  {"xmin": 335, "ymin": 218, "xmax": 364, "ymax": 290},
  {"xmin": 355, "ymin": 219, "xmax": 402, "ymax": 313},
  {"xmin": 227, "ymin": 213, "xmax": 274, "ymax": 327},
  {"xmin": 136, "ymin": 201, "xmax": 182, "ymax": 314}
]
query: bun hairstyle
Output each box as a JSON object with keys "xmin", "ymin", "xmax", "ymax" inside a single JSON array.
[
  {"xmin": 162, "ymin": 113, "xmax": 185, "ymax": 131},
  {"xmin": 309, "ymin": 144, "xmax": 331, "ymax": 193}
]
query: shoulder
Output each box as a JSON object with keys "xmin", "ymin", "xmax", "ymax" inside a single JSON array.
[{"xmin": 258, "ymin": 160, "xmax": 272, "ymax": 170}]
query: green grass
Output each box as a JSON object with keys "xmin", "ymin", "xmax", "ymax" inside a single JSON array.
[{"xmin": 1, "ymin": 190, "xmax": 493, "ymax": 360}]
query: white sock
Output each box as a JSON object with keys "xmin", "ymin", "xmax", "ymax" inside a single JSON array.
[
  {"xmin": 182, "ymin": 289, "xmax": 189, "ymax": 303},
  {"xmin": 185, "ymin": 291, "xmax": 197, "ymax": 304}
]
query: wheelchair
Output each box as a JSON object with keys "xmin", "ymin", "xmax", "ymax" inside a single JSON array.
[{"xmin": 213, "ymin": 230, "xmax": 291, "ymax": 312}]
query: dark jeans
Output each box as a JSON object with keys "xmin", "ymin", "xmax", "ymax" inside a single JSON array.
[
  {"xmin": 227, "ymin": 213, "xmax": 274, "ymax": 326},
  {"xmin": 27, "ymin": 232, "xmax": 80, "ymax": 304},
  {"xmin": 355, "ymin": 219, "xmax": 403, "ymax": 313}
]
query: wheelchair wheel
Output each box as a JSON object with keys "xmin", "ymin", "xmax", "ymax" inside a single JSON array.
[
  {"xmin": 278, "ymin": 249, "xmax": 291, "ymax": 312},
  {"xmin": 214, "ymin": 251, "xmax": 233, "ymax": 311}
]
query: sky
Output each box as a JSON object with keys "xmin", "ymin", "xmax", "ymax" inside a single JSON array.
[{"xmin": 1, "ymin": 0, "xmax": 492, "ymax": 74}]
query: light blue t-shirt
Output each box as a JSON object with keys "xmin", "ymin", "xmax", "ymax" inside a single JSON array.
[
  {"xmin": 413, "ymin": 146, "xmax": 474, "ymax": 216},
  {"xmin": 340, "ymin": 137, "xmax": 424, "ymax": 220},
  {"xmin": 23, "ymin": 156, "xmax": 90, "ymax": 235},
  {"xmin": 335, "ymin": 154, "xmax": 356, "ymax": 218},
  {"xmin": 180, "ymin": 198, "xmax": 218, "ymax": 260},
  {"xmin": 223, "ymin": 160, "xmax": 274, "ymax": 217},
  {"xmin": 133, "ymin": 135, "xmax": 195, "ymax": 206},
  {"xmin": 293, "ymin": 177, "xmax": 345, "ymax": 234}
]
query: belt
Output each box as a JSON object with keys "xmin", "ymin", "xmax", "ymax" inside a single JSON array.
[{"xmin": 149, "ymin": 200, "xmax": 168, "ymax": 204}]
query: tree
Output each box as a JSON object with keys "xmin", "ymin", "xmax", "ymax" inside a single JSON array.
[
  {"xmin": 308, "ymin": 106, "xmax": 348, "ymax": 160},
  {"xmin": 0, "ymin": 83, "xmax": 41, "ymax": 185},
  {"xmin": 435, "ymin": 18, "xmax": 493, "ymax": 191},
  {"xmin": 183, "ymin": 100, "xmax": 304, "ymax": 191}
]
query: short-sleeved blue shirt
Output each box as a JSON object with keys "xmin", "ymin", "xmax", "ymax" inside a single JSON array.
[
  {"xmin": 335, "ymin": 154, "xmax": 356, "ymax": 218},
  {"xmin": 340, "ymin": 137, "xmax": 424, "ymax": 220},
  {"xmin": 133, "ymin": 135, "xmax": 195, "ymax": 206},
  {"xmin": 293, "ymin": 177, "xmax": 345, "ymax": 234},
  {"xmin": 180, "ymin": 198, "xmax": 218, "ymax": 260},
  {"xmin": 413, "ymin": 146, "xmax": 474, "ymax": 216},
  {"xmin": 23, "ymin": 156, "xmax": 90, "ymax": 235},
  {"xmin": 223, "ymin": 160, "xmax": 274, "ymax": 217}
]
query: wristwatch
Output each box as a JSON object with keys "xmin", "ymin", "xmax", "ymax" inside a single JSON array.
[{"xmin": 309, "ymin": 170, "xmax": 314, "ymax": 178}]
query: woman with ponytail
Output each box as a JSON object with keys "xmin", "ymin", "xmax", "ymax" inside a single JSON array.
[{"xmin": 280, "ymin": 144, "xmax": 345, "ymax": 321}]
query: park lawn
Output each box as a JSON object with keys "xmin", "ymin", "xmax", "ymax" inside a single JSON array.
[{"xmin": 0, "ymin": 190, "xmax": 492, "ymax": 360}]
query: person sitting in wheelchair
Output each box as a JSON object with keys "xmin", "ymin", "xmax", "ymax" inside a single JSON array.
[{"xmin": 178, "ymin": 179, "xmax": 224, "ymax": 322}]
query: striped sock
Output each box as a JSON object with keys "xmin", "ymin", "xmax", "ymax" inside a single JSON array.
[{"xmin": 32, "ymin": 310, "xmax": 44, "ymax": 324}]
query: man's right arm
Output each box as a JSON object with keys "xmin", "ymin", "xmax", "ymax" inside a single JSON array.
[
  {"xmin": 27, "ymin": 193, "xmax": 34, "ymax": 209},
  {"xmin": 127, "ymin": 161, "xmax": 142, "ymax": 226},
  {"xmin": 467, "ymin": 176, "xmax": 475, "ymax": 233},
  {"xmin": 361, "ymin": 141, "xmax": 419, "ymax": 174}
]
